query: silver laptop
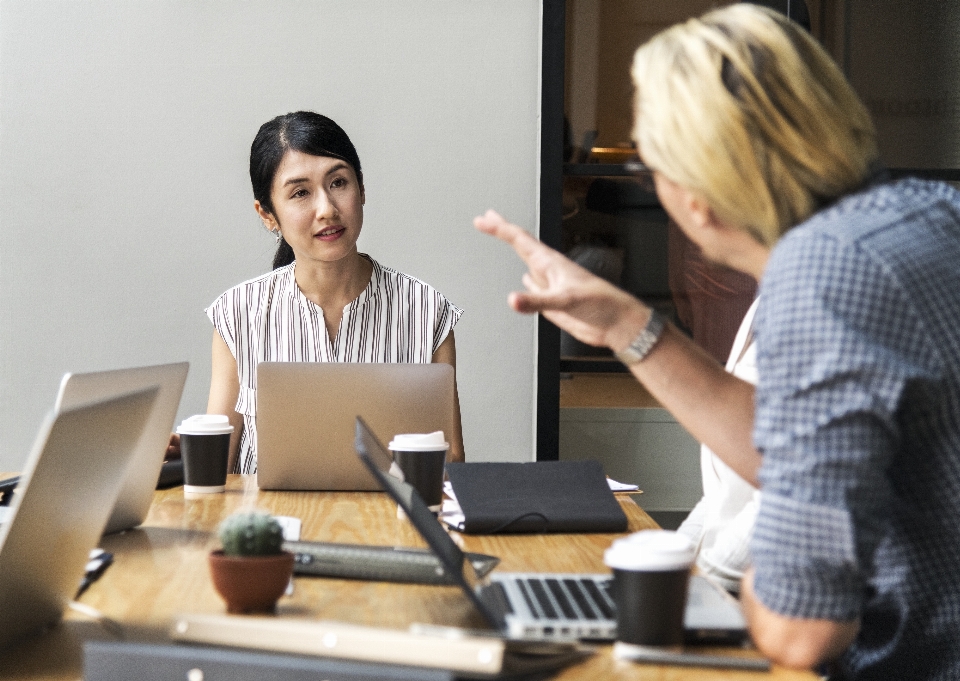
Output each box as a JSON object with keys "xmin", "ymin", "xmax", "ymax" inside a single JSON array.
[
  {"xmin": 256, "ymin": 363, "xmax": 455, "ymax": 491},
  {"xmin": 355, "ymin": 417, "xmax": 747, "ymax": 643},
  {"xmin": 0, "ymin": 387, "xmax": 158, "ymax": 650},
  {"xmin": 55, "ymin": 362, "xmax": 189, "ymax": 534}
]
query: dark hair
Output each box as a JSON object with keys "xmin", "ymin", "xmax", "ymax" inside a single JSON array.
[{"xmin": 249, "ymin": 111, "xmax": 363, "ymax": 269}]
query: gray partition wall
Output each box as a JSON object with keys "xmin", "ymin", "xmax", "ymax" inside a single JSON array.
[{"xmin": 0, "ymin": 1, "xmax": 542, "ymax": 470}]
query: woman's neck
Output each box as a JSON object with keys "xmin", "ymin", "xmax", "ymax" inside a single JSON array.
[{"xmin": 293, "ymin": 250, "xmax": 373, "ymax": 314}]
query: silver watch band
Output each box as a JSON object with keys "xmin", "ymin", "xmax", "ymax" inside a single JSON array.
[{"xmin": 614, "ymin": 309, "xmax": 665, "ymax": 366}]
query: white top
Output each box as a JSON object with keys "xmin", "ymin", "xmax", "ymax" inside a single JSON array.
[
  {"xmin": 677, "ymin": 297, "xmax": 760, "ymax": 593},
  {"xmin": 207, "ymin": 256, "xmax": 462, "ymax": 473}
]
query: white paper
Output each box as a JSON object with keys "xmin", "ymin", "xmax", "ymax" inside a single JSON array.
[
  {"xmin": 438, "ymin": 483, "xmax": 465, "ymax": 530},
  {"xmin": 442, "ymin": 480, "xmax": 457, "ymax": 502},
  {"xmin": 607, "ymin": 478, "xmax": 639, "ymax": 492},
  {"xmin": 274, "ymin": 515, "xmax": 301, "ymax": 596},
  {"xmin": 274, "ymin": 515, "xmax": 302, "ymax": 541}
]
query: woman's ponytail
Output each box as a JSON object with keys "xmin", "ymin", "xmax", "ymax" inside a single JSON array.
[{"xmin": 272, "ymin": 238, "xmax": 295, "ymax": 269}]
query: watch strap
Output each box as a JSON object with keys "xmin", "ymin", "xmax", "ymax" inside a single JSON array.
[{"xmin": 614, "ymin": 309, "xmax": 665, "ymax": 365}]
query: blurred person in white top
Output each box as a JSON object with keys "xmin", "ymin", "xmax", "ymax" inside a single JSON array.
[{"xmin": 677, "ymin": 299, "xmax": 759, "ymax": 593}]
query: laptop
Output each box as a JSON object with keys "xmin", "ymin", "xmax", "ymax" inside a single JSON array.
[
  {"xmin": 354, "ymin": 417, "xmax": 747, "ymax": 643},
  {"xmin": 256, "ymin": 363, "xmax": 455, "ymax": 491},
  {"xmin": 54, "ymin": 362, "xmax": 189, "ymax": 534},
  {"xmin": 0, "ymin": 387, "xmax": 158, "ymax": 650}
]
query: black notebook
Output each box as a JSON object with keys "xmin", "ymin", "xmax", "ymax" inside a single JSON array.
[{"xmin": 444, "ymin": 460, "xmax": 628, "ymax": 534}]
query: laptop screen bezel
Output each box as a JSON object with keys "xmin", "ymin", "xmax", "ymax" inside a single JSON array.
[{"xmin": 353, "ymin": 416, "xmax": 507, "ymax": 631}]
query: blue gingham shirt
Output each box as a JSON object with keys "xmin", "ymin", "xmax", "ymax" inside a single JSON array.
[{"xmin": 750, "ymin": 178, "xmax": 960, "ymax": 680}]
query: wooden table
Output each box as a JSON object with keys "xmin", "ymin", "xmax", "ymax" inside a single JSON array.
[{"xmin": 0, "ymin": 476, "xmax": 815, "ymax": 680}]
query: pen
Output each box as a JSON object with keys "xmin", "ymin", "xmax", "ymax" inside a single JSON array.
[
  {"xmin": 0, "ymin": 475, "xmax": 20, "ymax": 506},
  {"xmin": 613, "ymin": 643, "xmax": 771, "ymax": 672},
  {"xmin": 75, "ymin": 550, "xmax": 114, "ymax": 599}
]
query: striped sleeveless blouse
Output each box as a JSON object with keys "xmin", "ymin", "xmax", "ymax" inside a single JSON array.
[{"xmin": 206, "ymin": 256, "xmax": 463, "ymax": 474}]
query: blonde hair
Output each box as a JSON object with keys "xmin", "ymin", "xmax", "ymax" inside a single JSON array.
[{"xmin": 631, "ymin": 4, "xmax": 878, "ymax": 246}]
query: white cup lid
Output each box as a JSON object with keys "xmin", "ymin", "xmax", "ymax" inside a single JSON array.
[
  {"xmin": 388, "ymin": 431, "xmax": 449, "ymax": 452},
  {"xmin": 176, "ymin": 414, "xmax": 234, "ymax": 436},
  {"xmin": 604, "ymin": 530, "xmax": 695, "ymax": 571}
]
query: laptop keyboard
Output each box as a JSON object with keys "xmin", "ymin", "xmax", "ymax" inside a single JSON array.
[
  {"xmin": 561, "ymin": 579, "xmax": 595, "ymax": 619},
  {"xmin": 514, "ymin": 576, "xmax": 614, "ymax": 621},
  {"xmin": 491, "ymin": 573, "xmax": 744, "ymax": 642}
]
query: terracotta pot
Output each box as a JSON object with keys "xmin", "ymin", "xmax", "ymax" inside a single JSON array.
[{"xmin": 208, "ymin": 550, "xmax": 295, "ymax": 614}]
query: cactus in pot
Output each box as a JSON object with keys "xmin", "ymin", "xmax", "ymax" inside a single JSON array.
[
  {"xmin": 219, "ymin": 511, "xmax": 285, "ymax": 556},
  {"xmin": 208, "ymin": 510, "xmax": 294, "ymax": 614}
]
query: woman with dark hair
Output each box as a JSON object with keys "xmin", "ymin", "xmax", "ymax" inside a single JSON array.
[{"xmin": 205, "ymin": 111, "xmax": 463, "ymax": 474}]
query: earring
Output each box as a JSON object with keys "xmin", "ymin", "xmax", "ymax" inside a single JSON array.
[{"xmin": 275, "ymin": 229, "xmax": 283, "ymax": 244}]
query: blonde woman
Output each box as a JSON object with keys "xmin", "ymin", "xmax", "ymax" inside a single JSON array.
[{"xmin": 477, "ymin": 5, "xmax": 960, "ymax": 679}]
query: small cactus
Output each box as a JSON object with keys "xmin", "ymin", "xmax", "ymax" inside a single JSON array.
[{"xmin": 219, "ymin": 511, "xmax": 284, "ymax": 556}]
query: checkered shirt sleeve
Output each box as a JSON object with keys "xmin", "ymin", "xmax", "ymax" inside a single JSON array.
[{"xmin": 750, "ymin": 191, "xmax": 946, "ymax": 620}]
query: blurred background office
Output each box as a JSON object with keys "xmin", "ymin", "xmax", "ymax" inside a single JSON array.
[{"xmin": 557, "ymin": 0, "xmax": 960, "ymax": 526}]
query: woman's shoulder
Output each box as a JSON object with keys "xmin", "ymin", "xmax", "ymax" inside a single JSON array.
[
  {"xmin": 367, "ymin": 256, "xmax": 442, "ymax": 296},
  {"xmin": 210, "ymin": 264, "xmax": 294, "ymax": 307},
  {"xmin": 363, "ymin": 256, "xmax": 462, "ymax": 321}
]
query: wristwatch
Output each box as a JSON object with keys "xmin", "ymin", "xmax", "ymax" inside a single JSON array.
[{"xmin": 614, "ymin": 309, "xmax": 665, "ymax": 366}]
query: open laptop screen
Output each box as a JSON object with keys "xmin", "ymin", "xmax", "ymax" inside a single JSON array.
[
  {"xmin": 354, "ymin": 417, "xmax": 466, "ymax": 577},
  {"xmin": 259, "ymin": 363, "xmax": 455, "ymax": 491},
  {"xmin": 354, "ymin": 416, "xmax": 511, "ymax": 633}
]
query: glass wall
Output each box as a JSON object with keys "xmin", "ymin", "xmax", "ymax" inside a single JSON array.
[{"xmin": 561, "ymin": 0, "xmax": 757, "ymax": 395}]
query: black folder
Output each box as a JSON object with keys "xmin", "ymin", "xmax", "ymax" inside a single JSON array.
[{"xmin": 444, "ymin": 460, "xmax": 628, "ymax": 534}]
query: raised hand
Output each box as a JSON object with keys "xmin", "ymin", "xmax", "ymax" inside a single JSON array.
[{"xmin": 473, "ymin": 209, "xmax": 646, "ymax": 351}]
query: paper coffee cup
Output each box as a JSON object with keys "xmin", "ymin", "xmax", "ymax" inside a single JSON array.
[
  {"xmin": 176, "ymin": 415, "xmax": 233, "ymax": 493},
  {"xmin": 604, "ymin": 530, "xmax": 695, "ymax": 651},
  {"xmin": 389, "ymin": 431, "xmax": 448, "ymax": 511}
]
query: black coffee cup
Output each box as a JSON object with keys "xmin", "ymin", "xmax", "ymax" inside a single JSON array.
[
  {"xmin": 389, "ymin": 432, "xmax": 449, "ymax": 511},
  {"xmin": 604, "ymin": 530, "xmax": 696, "ymax": 653},
  {"xmin": 176, "ymin": 415, "xmax": 233, "ymax": 493}
]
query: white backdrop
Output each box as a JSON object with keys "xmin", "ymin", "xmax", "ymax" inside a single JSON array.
[{"xmin": 0, "ymin": 0, "xmax": 542, "ymax": 470}]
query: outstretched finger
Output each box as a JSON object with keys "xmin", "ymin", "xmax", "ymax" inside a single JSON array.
[
  {"xmin": 508, "ymin": 289, "xmax": 574, "ymax": 315},
  {"xmin": 473, "ymin": 209, "xmax": 549, "ymax": 263}
]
